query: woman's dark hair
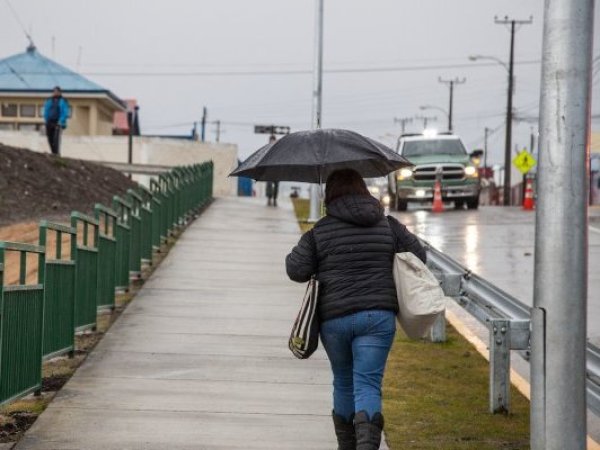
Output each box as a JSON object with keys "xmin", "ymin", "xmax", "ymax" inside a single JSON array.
[{"xmin": 325, "ymin": 169, "xmax": 370, "ymax": 205}]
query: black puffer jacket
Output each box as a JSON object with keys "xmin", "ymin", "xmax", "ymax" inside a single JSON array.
[{"xmin": 286, "ymin": 194, "xmax": 426, "ymax": 322}]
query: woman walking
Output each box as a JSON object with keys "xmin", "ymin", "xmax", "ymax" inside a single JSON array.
[{"xmin": 286, "ymin": 169, "xmax": 426, "ymax": 450}]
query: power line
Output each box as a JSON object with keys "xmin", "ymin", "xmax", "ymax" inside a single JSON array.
[
  {"xmin": 80, "ymin": 59, "xmax": 541, "ymax": 78},
  {"xmin": 3, "ymin": 0, "xmax": 34, "ymax": 47}
]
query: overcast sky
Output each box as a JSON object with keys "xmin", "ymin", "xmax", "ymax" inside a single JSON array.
[{"xmin": 1, "ymin": 0, "xmax": 599, "ymax": 163}]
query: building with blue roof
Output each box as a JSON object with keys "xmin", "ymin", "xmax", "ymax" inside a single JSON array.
[{"xmin": 0, "ymin": 44, "xmax": 126, "ymax": 135}]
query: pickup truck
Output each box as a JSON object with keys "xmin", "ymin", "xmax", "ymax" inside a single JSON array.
[{"xmin": 390, "ymin": 132, "xmax": 481, "ymax": 211}]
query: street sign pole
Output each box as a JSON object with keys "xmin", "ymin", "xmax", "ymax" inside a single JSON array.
[
  {"xmin": 308, "ymin": 0, "xmax": 324, "ymax": 223},
  {"xmin": 531, "ymin": 0, "xmax": 594, "ymax": 448}
]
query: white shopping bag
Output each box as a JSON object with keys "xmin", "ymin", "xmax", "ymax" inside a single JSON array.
[{"xmin": 393, "ymin": 252, "xmax": 446, "ymax": 339}]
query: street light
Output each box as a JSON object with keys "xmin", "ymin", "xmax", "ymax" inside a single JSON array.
[
  {"xmin": 469, "ymin": 54, "xmax": 513, "ymax": 206},
  {"xmin": 308, "ymin": 0, "xmax": 324, "ymax": 222},
  {"xmin": 420, "ymin": 105, "xmax": 449, "ymax": 129},
  {"xmin": 468, "ymin": 54, "xmax": 509, "ymax": 72}
]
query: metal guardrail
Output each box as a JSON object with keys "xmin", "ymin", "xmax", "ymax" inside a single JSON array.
[{"xmin": 423, "ymin": 242, "xmax": 600, "ymax": 416}]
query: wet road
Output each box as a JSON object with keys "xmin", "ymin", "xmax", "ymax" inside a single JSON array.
[{"xmin": 390, "ymin": 206, "xmax": 600, "ymax": 345}]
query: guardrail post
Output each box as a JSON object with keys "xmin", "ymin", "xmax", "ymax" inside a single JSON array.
[{"xmin": 489, "ymin": 319, "xmax": 510, "ymax": 413}]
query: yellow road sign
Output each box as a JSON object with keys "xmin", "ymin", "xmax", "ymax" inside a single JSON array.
[{"xmin": 513, "ymin": 149, "xmax": 537, "ymax": 174}]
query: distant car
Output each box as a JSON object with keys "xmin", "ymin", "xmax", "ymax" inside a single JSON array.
[
  {"xmin": 366, "ymin": 178, "xmax": 392, "ymax": 208},
  {"xmin": 389, "ymin": 131, "xmax": 481, "ymax": 211}
]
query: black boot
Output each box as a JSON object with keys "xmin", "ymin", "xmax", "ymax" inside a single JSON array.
[
  {"xmin": 354, "ymin": 410, "xmax": 384, "ymax": 450},
  {"xmin": 332, "ymin": 411, "xmax": 356, "ymax": 450}
]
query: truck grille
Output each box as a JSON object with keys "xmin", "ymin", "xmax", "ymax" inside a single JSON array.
[{"xmin": 413, "ymin": 164, "xmax": 465, "ymax": 181}]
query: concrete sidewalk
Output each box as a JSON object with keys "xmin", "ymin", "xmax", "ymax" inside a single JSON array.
[{"xmin": 17, "ymin": 197, "xmax": 338, "ymax": 449}]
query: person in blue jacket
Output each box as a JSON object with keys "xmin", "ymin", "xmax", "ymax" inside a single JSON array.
[{"xmin": 43, "ymin": 86, "xmax": 70, "ymax": 155}]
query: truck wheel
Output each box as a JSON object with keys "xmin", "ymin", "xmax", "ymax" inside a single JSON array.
[
  {"xmin": 454, "ymin": 200, "xmax": 465, "ymax": 210},
  {"xmin": 466, "ymin": 196, "xmax": 480, "ymax": 210},
  {"xmin": 396, "ymin": 197, "xmax": 408, "ymax": 211}
]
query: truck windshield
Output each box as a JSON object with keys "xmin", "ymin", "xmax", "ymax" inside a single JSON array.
[{"xmin": 403, "ymin": 139, "xmax": 467, "ymax": 157}]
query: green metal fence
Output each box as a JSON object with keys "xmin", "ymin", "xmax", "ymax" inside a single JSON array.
[
  {"xmin": 127, "ymin": 189, "xmax": 143, "ymax": 278},
  {"xmin": 39, "ymin": 221, "xmax": 76, "ymax": 360},
  {"xmin": 0, "ymin": 162, "xmax": 213, "ymax": 406},
  {"xmin": 136, "ymin": 186, "xmax": 154, "ymax": 264},
  {"xmin": 113, "ymin": 196, "xmax": 132, "ymax": 291},
  {"xmin": 160, "ymin": 174, "xmax": 176, "ymax": 234},
  {"xmin": 72, "ymin": 212, "xmax": 99, "ymax": 332},
  {"xmin": 150, "ymin": 179, "xmax": 167, "ymax": 245},
  {"xmin": 95, "ymin": 204, "xmax": 118, "ymax": 311},
  {"xmin": 0, "ymin": 242, "xmax": 45, "ymax": 405}
]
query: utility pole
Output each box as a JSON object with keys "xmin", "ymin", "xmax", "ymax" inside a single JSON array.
[
  {"xmin": 495, "ymin": 15, "xmax": 533, "ymax": 206},
  {"xmin": 438, "ymin": 77, "xmax": 466, "ymax": 132},
  {"xmin": 308, "ymin": 0, "xmax": 324, "ymax": 223},
  {"xmin": 415, "ymin": 115, "xmax": 437, "ymax": 130},
  {"xmin": 483, "ymin": 127, "xmax": 490, "ymax": 174},
  {"xmin": 393, "ymin": 117, "xmax": 414, "ymax": 151},
  {"xmin": 215, "ymin": 120, "xmax": 221, "ymax": 143},
  {"xmin": 200, "ymin": 107, "xmax": 207, "ymax": 142},
  {"xmin": 127, "ymin": 109, "xmax": 133, "ymax": 180},
  {"xmin": 530, "ymin": 0, "xmax": 593, "ymax": 448},
  {"xmin": 393, "ymin": 117, "xmax": 413, "ymax": 134}
]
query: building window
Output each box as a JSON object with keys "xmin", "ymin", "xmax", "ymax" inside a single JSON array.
[
  {"xmin": 20, "ymin": 104, "xmax": 36, "ymax": 118},
  {"xmin": 38, "ymin": 105, "xmax": 44, "ymax": 117},
  {"xmin": 1, "ymin": 104, "xmax": 17, "ymax": 117},
  {"xmin": 0, "ymin": 123, "xmax": 15, "ymax": 131},
  {"xmin": 17, "ymin": 123, "xmax": 41, "ymax": 132}
]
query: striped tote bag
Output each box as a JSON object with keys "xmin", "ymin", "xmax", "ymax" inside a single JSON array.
[{"xmin": 289, "ymin": 277, "xmax": 319, "ymax": 359}]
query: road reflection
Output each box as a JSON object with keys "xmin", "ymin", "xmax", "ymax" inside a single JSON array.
[{"xmin": 391, "ymin": 205, "xmax": 600, "ymax": 343}]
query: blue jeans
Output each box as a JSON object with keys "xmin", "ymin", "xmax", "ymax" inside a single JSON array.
[{"xmin": 320, "ymin": 309, "xmax": 396, "ymax": 421}]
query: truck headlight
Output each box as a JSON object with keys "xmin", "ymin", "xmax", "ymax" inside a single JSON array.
[
  {"xmin": 398, "ymin": 168, "xmax": 413, "ymax": 180},
  {"xmin": 382, "ymin": 195, "xmax": 391, "ymax": 206},
  {"xmin": 464, "ymin": 166, "xmax": 478, "ymax": 177},
  {"xmin": 368, "ymin": 186, "xmax": 380, "ymax": 196}
]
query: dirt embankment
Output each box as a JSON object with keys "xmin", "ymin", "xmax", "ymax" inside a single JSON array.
[
  {"xmin": 0, "ymin": 143, "xmax": 137, "ymax": 226},
  {"xmin": 0, "ymin": 143, "xmax": 139, "ymax": 284}
]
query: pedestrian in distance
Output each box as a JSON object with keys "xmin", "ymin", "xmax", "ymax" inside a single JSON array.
[
  {"xmin": 43, "ymin": 86, "xmax": 70, "ymax": 156},
  {"xmin": 266, "ymin": 135, "xmax": 279, "ymax": 207},
  {"xmin": 285, "ymin": 168, "xmax": 426, "ymax": 450}
]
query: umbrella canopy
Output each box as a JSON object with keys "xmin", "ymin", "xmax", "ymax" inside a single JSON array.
[{"xmin": 230, "ymin": 128, "xmax": 412, "ymax": 183}]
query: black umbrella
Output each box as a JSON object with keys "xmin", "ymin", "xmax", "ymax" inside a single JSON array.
[{"xmin": 230, "ymin": 128, "xmax": 412, "ymax": 182}]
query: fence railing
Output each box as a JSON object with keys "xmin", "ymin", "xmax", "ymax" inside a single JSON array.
[
  {"xmin": 0, "ymin": 162, "xmax": 213, "ymax": 406},
  {"xmin": 0, "ymin": 242, "xmax": 45, "ymax": 404},
  {"xmin": 39, "ymin": 221, "xmax": 76, "ymax": 360},
  {"xmin": 127, "ymin": 189, "xmax": 143, "ymax": 279},
  {"xmin": 95, "ymin": 204, "xmax": 118, "ymax": 311},
  {"xmin": 424, "ymin": 241, "xmax": 600, "ymax": 417}
]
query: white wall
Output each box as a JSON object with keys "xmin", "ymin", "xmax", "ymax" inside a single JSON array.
[{"xmin": 0, "ymin": 131, "xmax": 238, "ymax": 196}]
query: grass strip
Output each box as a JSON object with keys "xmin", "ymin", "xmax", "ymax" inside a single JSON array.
[
  {"xmin": 291, "ymin": 198, "xmax": 314, "ymax": 233},
  {"xmin": 383, "ymin": 327, "xmax": 529, "ymax": 449},
  {"xmin": 289, "ymin": 198, "xmax": 530, "ymax": 449}
]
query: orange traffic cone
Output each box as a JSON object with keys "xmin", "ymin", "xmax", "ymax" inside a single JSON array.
[
  {"xmin": 432, "ymin": 179, "xmax": 444, "ymax": 213},
  {"xmin": 523, "ymin": 177, "xmax": 535, "ymax": 210}
]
